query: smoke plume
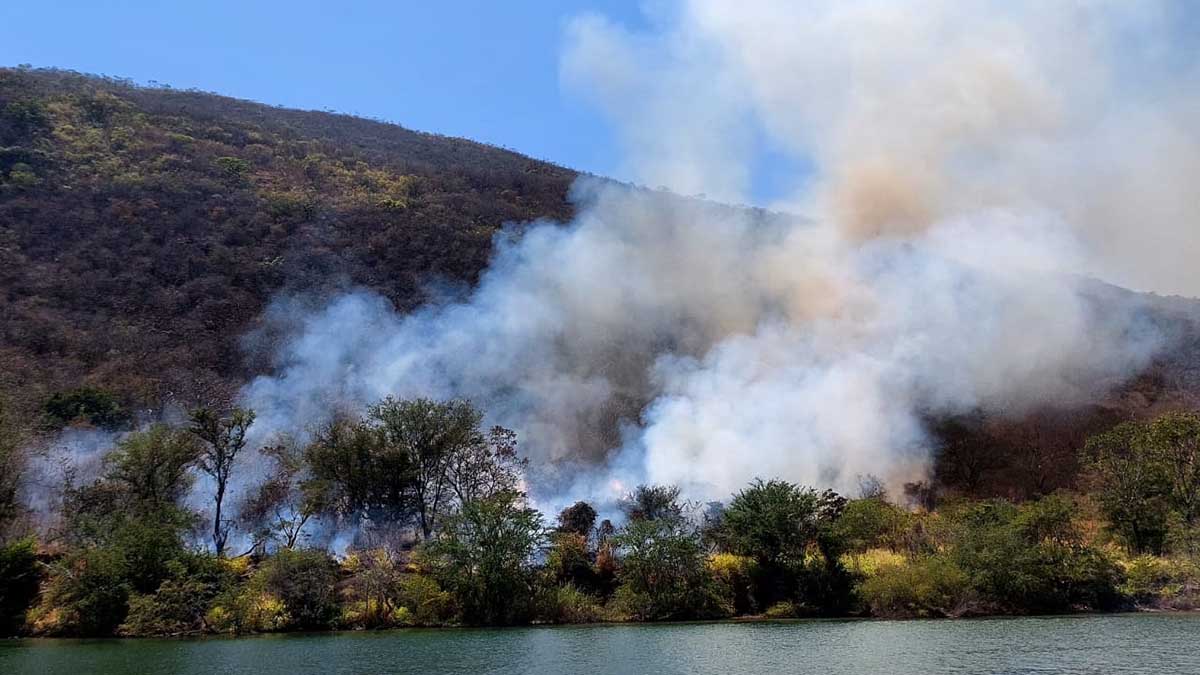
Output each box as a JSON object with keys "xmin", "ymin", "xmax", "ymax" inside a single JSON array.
[{"xmin": 243, "ymin": 1, "xmax": 1197, "ymax": 503}]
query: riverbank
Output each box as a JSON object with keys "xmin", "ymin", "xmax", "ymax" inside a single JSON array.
[{"xmin": 5, "ymin": 613, "xmax": 1200, "ymax": 675}]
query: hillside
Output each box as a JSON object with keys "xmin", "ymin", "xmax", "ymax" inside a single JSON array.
[
  {"xmin": 2, "ymin": 67, "xmax": 1200, "ymax": 503},
  {"xmin": 0, "ymin": 67, "xmax": 577, "ymax": 411}
]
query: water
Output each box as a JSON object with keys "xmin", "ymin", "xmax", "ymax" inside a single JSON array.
[{"xmin": 2, "ymin": 614, "xmax": 1197, "ymax": 675}]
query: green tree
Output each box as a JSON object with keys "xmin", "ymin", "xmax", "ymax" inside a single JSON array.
[
  {"xmin": 557, "ymin": 501, "xmax": 598, "ymax": 536},
  {"xmin": 41, "ymin": 387, "xmax": 131, "ymax": 431},
  {"xmin": 1147, "ymin": 412, "xmax": 1200, "ymax": 533},
  {"xmin": 189, "ymin": 407, "xmax": 255, "ymax": 556},
  {"xmin": 370, "ymin": 397, "xmax": 515, "ymax": 539},
  {"xmin": 104, "ymin": 424, "xmax": 199, "ymax": 510},
  {"xmin": 612, "ymin": 517, "xmax": 729, "ymax": 621},
  {"xmin": 0, "ymin": 538, "xmax": 40, "ymax": 635},
  {"xmin": 309, "ymin": 398, "xmax": 523, "ymax": 541},
  {"xmin": 424, "ymin": 490, "xmax": 545, "ymax": 624},
  {"xmin": 41, "ymin": 547, "xmax": 131, "ymax": 636},
  {"xmin": 1083, "ymin": 422, "xmax": 1171, "ymax": 554},
  {"xmin": 258, "ymin": 549, "xmax": 341, "ymax": 630},
  {"xmin": 709, "ymin": 479, "xmax": 850, "ymax": 611},
  {"xmin": 946, "ymin": 496, "xmax": 1122, "ymax": 613},
  {"xmin": 305, "ymin": 414, "xmax": 410, "ymax": 524}
]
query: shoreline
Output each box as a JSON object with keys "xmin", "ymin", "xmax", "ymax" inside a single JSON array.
[{"xmin": 8, "ymin": 608, "xmax": 1199, "ymax": 643}]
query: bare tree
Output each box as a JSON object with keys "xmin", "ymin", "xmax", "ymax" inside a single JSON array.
[{"xmin": 189, "ymin": 407, "xmax": 254, "ymax": 556}]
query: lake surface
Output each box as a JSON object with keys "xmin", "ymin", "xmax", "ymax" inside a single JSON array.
[{"xmin": 2, "ymin": 613, "xmax": 1197, "ymax": 675}]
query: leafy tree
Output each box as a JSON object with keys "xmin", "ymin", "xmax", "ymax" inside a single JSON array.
[
  {"xmin": 40, "ymin": 546, "xmax": 131, "ymax": 636},
  {"xmin": 257, "ymin": 549, "xmax": 341, "ymax": 630},
  {"xmin": 0, "ymin": 538, "xmax": 40, "ymax": 635},
  {"xmin": 858, "ymin": 555, "xmax": 969, "ymax": 618},
  {"xmin": 41, "ymin": 387, "xmax": 130, "ymax": 431},
  {"xmin": 340, "ymin": 548, "xmax": 404, "ymax": 628},
  {"xmin": 1083, "ymin": 421, "xmax": 1171, "ymax": 554},
  {"xmin": 620, "ymin": 484, "xmax": 687, "ymax": 523},
  {"xmin": 103, "ymin": 424, "xmax": 199, "ymax": 510},
  {"xmin": 309, "ymin": 398, "xmax": 523, "ymax": 542},
  {"xmin": 834, "ymin": 496, "xmax": 910, "ymax": 553},
  {"xmin": 119, "ymin": 554, "xmax": 234, "ymax": 636},
  {"xmin": 305, "ymin": 414, "xmax": 409, "ymax": 524},
  {"xmin": 444, "ymin": 424, "xmax": 525, "ymax": 505},
  {"xmin": 946, "ymin": 496, "xmax": 1123, "ymax": 613},
  {"xmin": 370, "ymin": 397, "xmax": 513, "ymax": 539},
  {"xmin": 709, "ymin": 479, "xmax": 850, "ymax": 610},
  {"xmin": 189, "ymin": 407, "xmax": 255, "ymax": 556},
  {"xmin": 557, "ymin": 501, "xmax": 598, "ymax": 536},
  {"xmin": 1147, "ymin": 412, "xmax": 1200, "ymax": 531},
  {"xmin": 612, "ymin": 517, "xmax": 729, "ymax": 621},
  {"xmin": 424, "ymin": 490, "xmax": 545, "ymax": 624}
]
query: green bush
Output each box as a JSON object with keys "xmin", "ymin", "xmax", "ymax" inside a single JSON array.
[
  {"xmin": 611, "ymin": 519, "xmax": 731, "ymax": 621},
  {"xmin": 35, "ymin": 547, "xmax": 130, "ymax": 636},
  {"xmin": 398, "ymin": 574, "xmax": 456, "ymax": 626},
  {"xmin": 42, "ymin": 387, "xmax": 130, "ymax": 430},
  {"xmin": 763, "ymin": 601, "xmax": 799, "ymax": 619},
  {"xmin": 834, "ymin": 498, "xmax": 909, "ymax": 553},
  {"xmin": 0, "ymin": 538, "xmax": 40, "ymax": 635},
  {"xmin": 1119, "ymin": 555, "xmax": 1199, "ymax": 609},
  {"xmin": 536, "ymin": 584, "xmax": 605, "ymax": 624},
  {"xmin": 258, "ymin": 549, "xmax": 341, "ymax": 629},
  {"xmin": 859, "ymin": 556, "xmax": 970, "ymax": 618},
  {"xmin": 947, "ymin": 496, "xmax": 1124, "ymax": 613},
  {"xmin": 424, "ymin": 491, "xmax": 545, "ymax": 625},
  {"xmin": 119, "ymin": 555, "xmax": 232, "ymax": 636}
]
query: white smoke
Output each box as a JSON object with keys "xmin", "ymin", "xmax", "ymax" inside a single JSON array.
[{"xmin": 242, "ymin": 0, "xmax": 1195, "ymax": 502}]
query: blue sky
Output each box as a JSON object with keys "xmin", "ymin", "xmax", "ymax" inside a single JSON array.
[{"xmin": 0, "ymin": 1, "xmax": 653, "ymax": 186}]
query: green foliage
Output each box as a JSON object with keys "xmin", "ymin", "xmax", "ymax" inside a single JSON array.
[
  {"xmin": 834, "ymin": 497, "xmax": 910, "ymax": 553},
  {"xmin": 620, "ymin": 484, "xmax": 686, "ymax": 523},
  {"xmin": 214, "ymin": 156, "xmax": 251, "ymax": 182},
  {"xmin": 1146, "ymin": 412, "xmax": 1200, "ymax": 537},
  {"xmin": 557, "ymin": 500, "xmax": 597, "ymax": 536},
  {"xmin": 536, "ymin": 583, "xmax": 605, "ymax": 624},
  {"xmin": 1083, "ymin": 421, "xmax": 1172, "ymax": 554},
  {"xmin": 946, "ymin": 496, "xmax": 1123, "ymax": 613},
  {"xmin": 713, "ymin": 479, "xmax": 823, "ymax": 566},
  {"xmin": 1118, "ymin": 555, "xmax": 1199, "ymax": 609},
  {"xmin": 709, "ymin": 480, "xmax": 851, "ymax": 612},
  {"xmin": 397, "ymin": 573, "xmax": 456, "ymax": 626},
  {"xmin": 42, "ymin": 387, "xmax": 130, "ymax": 431},
  {"xmin": 708, "ymin": 552, "xmax": 759, "ymax": 615},
  {"xmin": 37, "ymin": 546, "xmax": 131, "ymax": 636},
  {"xmin": 858, "ymin": 556, "xmax": 970, "ymax": 618},
  {"xmin": 0, "ymin": 538, "xmax": 40, "ymax": 635},
  {"xmin": 257, "ymin": 549, "xmax": 341, "ymax": 630},
  {"xmin": 307, "ymin": 398, "xmax": 523, "ymax": 542},
  {"xmin": 120, "ymin": 554, "xmax": 234, "ymax": 636},
  {"xmin": 424, "ymin": 490, "xmax": 545, "ymax": 625},
  {"xmin": 612, "ymin": 518, "xmax": 730, "ymax": 621},
  {"xmin": 104, "ymin": 424, "xmax": 199, "ymax": 509}
]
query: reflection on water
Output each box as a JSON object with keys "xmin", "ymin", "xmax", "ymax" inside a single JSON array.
[{"xmin": 2, "ymin": 613, "xmax": 1198, "ymax": 675}]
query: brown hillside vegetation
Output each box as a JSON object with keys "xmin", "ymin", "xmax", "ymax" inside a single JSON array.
[
  {"xmin": 0, "ymin": 66, "xmax": 576, "ymax": 411},
  {"xmin": 2, "ymin": 67, "xmax": 1200, "ymax": 501}
]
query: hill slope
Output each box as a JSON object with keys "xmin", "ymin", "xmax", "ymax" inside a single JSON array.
[
  {"xmin": 0, "ymin": 67, "xmax": 577, "ymax": 409},
  {"xmin": 3, "ymin": 67, "xmax": 1200, "ymax": 502}
]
